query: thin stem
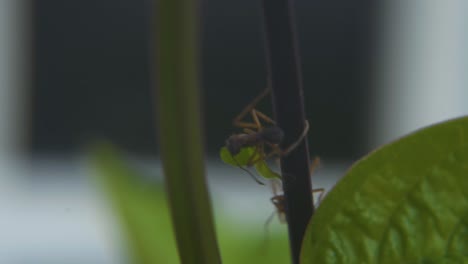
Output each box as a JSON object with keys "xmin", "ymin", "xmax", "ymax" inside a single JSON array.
[{"xmin": 261, "ymin": 0, "xmax": 314, "ymax": 263}]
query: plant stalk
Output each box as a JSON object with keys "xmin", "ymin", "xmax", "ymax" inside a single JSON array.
[
  {"xmin": 154, "ymin": 0, "xmax": 222, "ymax": 263},
  {"xmin": 261, "ymin": 0, "xmax": 314, "ymax": 263}
]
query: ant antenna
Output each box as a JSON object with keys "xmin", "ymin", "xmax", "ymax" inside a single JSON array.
[
  {"xmin": 262, "ymin": 210, "xmax": 276, "ymax": 250},
  {"xmin": 231, "ymin": 154, "xmax": 265, "ymax": 185},
  {"xmin": 281, "ymin": 120, "xmax": 310, "ymax": 156},
  {"xmin": 264, "ymin": 210, "xmax": 276, "ymax": 235}
]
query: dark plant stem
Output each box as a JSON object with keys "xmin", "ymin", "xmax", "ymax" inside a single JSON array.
[{"xmin": 261, "ymin": 0, "xmax": 314, "ymax": 263}]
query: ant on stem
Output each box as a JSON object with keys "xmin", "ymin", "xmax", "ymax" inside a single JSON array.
[
  {"xmin": 260, "ymin": 157, "xmax": 325, "ymax": 250},
  {"xmin": 265, "ymin": 157, "xmax": 325, "ymax": 227},
  {"xmin": 224, "ymin": 87, "xmax": 309, "ymax": 184}
]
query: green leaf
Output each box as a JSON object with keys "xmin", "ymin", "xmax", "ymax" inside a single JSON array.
[
  {"xmin": 255, "ymin": 160, "xmax": 281, "ymax": 179},
  {"xmin": 91, "ymin": 143, "xmax": 179, "ymax": 264},
  {"xmin": 220, "ymin": 146, "xmax": 260, "ymax": 167},
  {"xmin": 301, "ymin": 116, "xmax": 468, "ymax": 264}
]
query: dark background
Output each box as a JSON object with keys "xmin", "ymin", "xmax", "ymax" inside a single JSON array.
[{"xmin": 30, "ymin": 0, "xmax": 381, "ymax": 160}]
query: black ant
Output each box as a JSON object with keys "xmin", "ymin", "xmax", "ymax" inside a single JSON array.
[
  {"xmin": 225, "ymin": 110, "xmax": 284, "ymax": 157},
  {"xmin": 224, "ymin": 88, "xmax": 309, "ymax": 184}
]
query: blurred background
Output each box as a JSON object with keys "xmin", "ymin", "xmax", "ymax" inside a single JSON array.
[{"xmin": 1, "ymin": 0, "xmax": 467, "ymax": 263}]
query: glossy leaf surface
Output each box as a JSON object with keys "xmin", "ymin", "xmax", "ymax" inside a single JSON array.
[{"xmin": 301, "ymin": 117, "xmax": 468, "ymax": 263}]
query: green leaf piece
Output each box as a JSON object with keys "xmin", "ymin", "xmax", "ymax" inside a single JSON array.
[
  {"xmin": 220, "ymin": 146, "xmax": 280, "ymax": 179},
  {"xmin": 301, "ymin": 116, "xmax": 468, "ymax": 264},
  {"xmin": 220, "ymin": 146, "xmax": 260, "ymax": 167},
  {"xmin": 255, "ymin": 160, "xmax": 281, "ymax": 179}
]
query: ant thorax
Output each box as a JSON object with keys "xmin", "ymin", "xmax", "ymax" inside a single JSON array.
[
  {"xmin": 225, "ymin": 126, "xmax": 285, "ymax": 156},
  {"xmin": 259, "ymin": 126, "xmax": 284, "ymax": 145},
  {"xmin": 225, "ymin": 133, "xmax": 263, "ymax": 156}
]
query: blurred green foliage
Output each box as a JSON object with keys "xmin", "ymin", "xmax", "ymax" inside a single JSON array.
[
  {"xmin": 154, "ymin": 0, "xmax": 222, "ymax": 261},
  {"xmin": 92, "ymin": 143, "xmax": 291, "ymax": 264}
]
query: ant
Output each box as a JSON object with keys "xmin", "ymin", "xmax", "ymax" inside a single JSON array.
[
  {"xmin": 265, "ymin": 157, "xmax": 325, "ymax": 227},
  {"xmin": 259, "ymin": 158, "xmax": 325, "ymax": 250},
  {"xmin": 225, "ymin": 87, "xmax": 309, "ymax": 183},
  {"xmin": 225, "ymin": 110, "xmax": 284, "ymax": 157}
]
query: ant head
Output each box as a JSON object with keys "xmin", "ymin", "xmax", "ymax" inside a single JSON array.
[
  {"xmin": 225, "ymin": 134, "xmax": 242, "ymax": 156},
  {"xmin": 261, "ymin": 126, "xmax": 284, "ymax": 144}
]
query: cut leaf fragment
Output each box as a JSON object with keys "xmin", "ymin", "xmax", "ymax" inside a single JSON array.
[
  {"xmin": 255, "ymin": 160, "xmax": 281, "ymax": 179},
  {"xmin": 301, "ymin": 116, "xmax": 468, "ymax": 264},
  {"xmin": 220, "ymin": 146, "xmax": 259, "ymax": 167},
  {"xmin": 220, "ymin": 146, "xmax": 281, "ymax": 179}
]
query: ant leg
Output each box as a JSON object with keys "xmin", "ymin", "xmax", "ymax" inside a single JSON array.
[
  {"xmin": 274, "ymin": 157, "xmax": 280, "ymax": 166},
  {"xmin": 309, "ymin": 157, "xmax": 324, "ymax": 206},
  {"xmin": 270, "ymin": 178, "xmax": 282, "ymax": 196},
  {"xmin": 237, "ymin": 165, "xmax": 265, "ymax": 185},
  {"xmin": 265, "ymin": 208, "xmax": 276, "ymax": 228},
  {"xmin": 252, "ymin": 144, "xmax": 281, "ymax": 163},
  {"xmin": 262, "ymin": 210, "xmax": 276, "ymax": 250},
  {"xmin": 312, "ymin": 188, "xmax": 326, "ymax": 206},
  {"xmin": 255, "ymin": 110, "xmax": 277, "ymax": 126},
  {"xmin": 243, "ymin": 128, "xmax": 256, "ymax": 134},
  {"xmin": 233, "ymin": 121, "xmax": 259, "ymax": 130},
  {"xmin": 280, "ymin": 120, "xmax": 310, "ymax": 156},
  {"xmin": 251, "ymin": 109, "xmax": 263, "ymax": 129},
  {"xmin": 232, "ymin": 109, "xmax": 263, "ymax": 130},
  {"xmin": 233, "ymin": 87, "xmax": 271, "ymax": 127},
  {"xmin": 246, "ymin": 147, "xmax": 273, "ymax": 166},
  {"xmin": 230, "ymin": 152, "xmax": 265, "ymax": 185},
  {"xmin": 245, "ymin": 145, "xmax": 266, "ymax": 167},
  {"xmin": 309, "ymin": 156, "xmax": 321, "ymax": 174}
]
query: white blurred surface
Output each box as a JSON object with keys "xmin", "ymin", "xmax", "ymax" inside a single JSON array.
[
  {"xmin": 372, "ymin": 0, "xmax": 468, "ymax": 146},
  {"xmin": 0, "ymin": 158, "xmax": 126, "ymax": 264},
  {"xmin": 0, "ymin": 0, "xmax": 28, "ymax": 157},
  {"xmin": 0, "ymin": 157, "xmax": 346, "ymax": 264}
]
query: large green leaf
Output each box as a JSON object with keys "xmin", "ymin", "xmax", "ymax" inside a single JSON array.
[{"xmin": 301, "ymin": 116, "xmax": 468, "ymax": 263}]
